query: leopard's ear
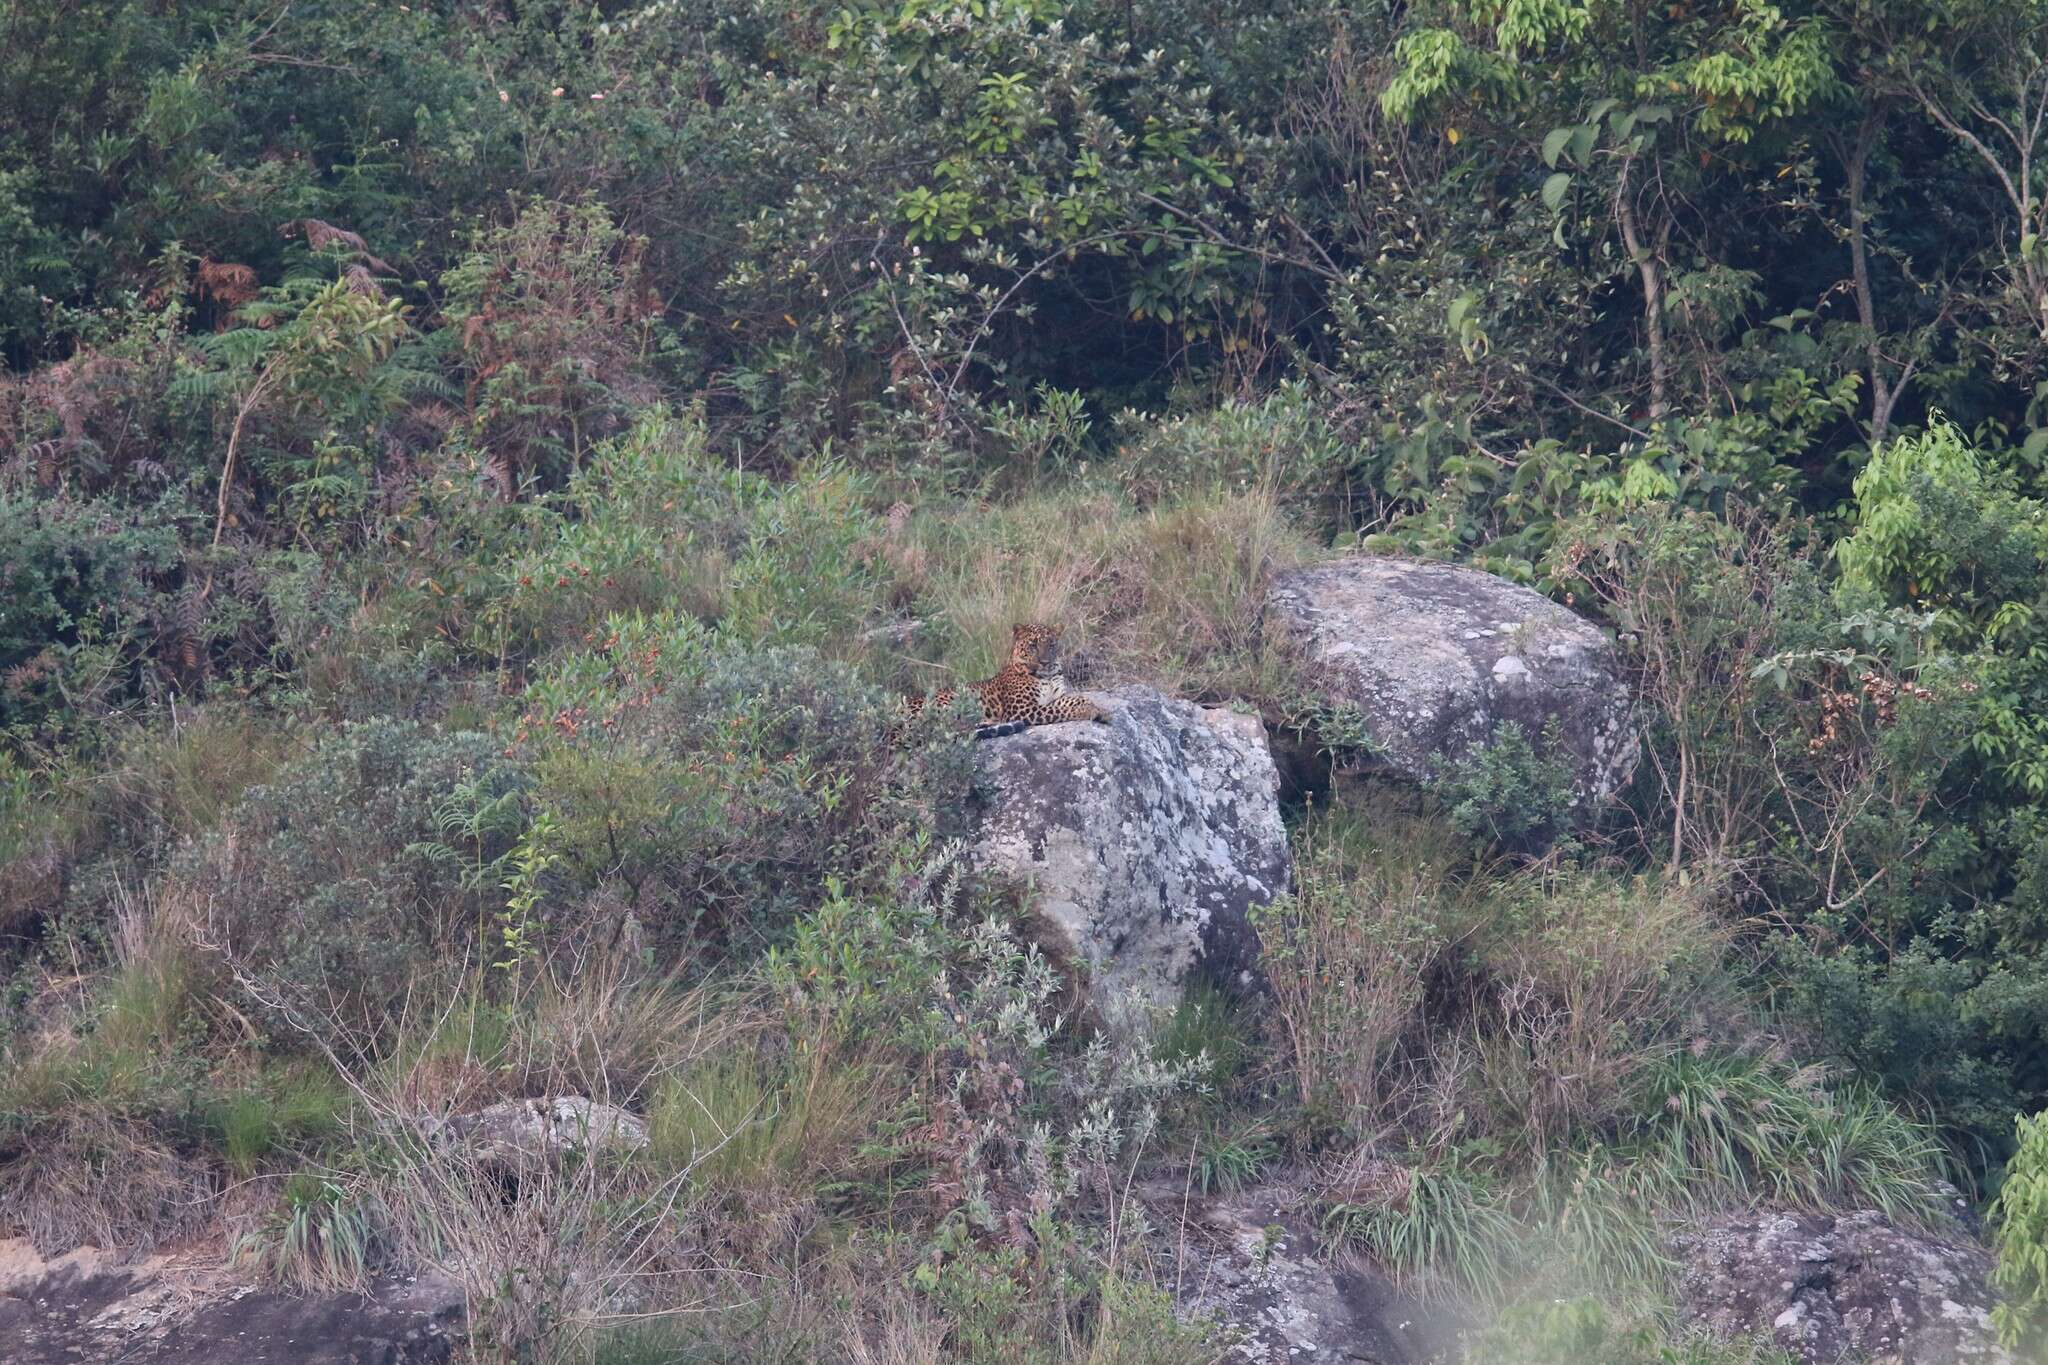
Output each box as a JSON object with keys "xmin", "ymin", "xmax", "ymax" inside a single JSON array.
[{"xmin": 1012, "ymin": 623, "xmax": 1032, "ymax": 639}]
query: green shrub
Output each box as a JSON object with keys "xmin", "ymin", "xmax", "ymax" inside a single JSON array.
[
  {"xmin": 1993, "ymin": 1109, "xmax": 2048, "ymax": 1351},
  {"xmin": 1431, "ymin": 718, "xmax": 1577, "ymax": 853},
  {"xmin": 1107, "ymin": 383, "xmax": 1355, "ymax": 534},
  {"xmin": 436, "ymin": 199, "xmax": 662, "ymax": 491},
  {"xmin": 518, "ymin": 616, "xmax": 978, "ymax": 954},
  {"xmin": 907, "ymin": 1218, "xmax": 1220, "ymax": 1365},
  {"xmin": 0, "ymin": 491, "xmax": 186, "ymax": 743},
  {"xmin": 170, "ymin": 717, "xmax": 530, "ymax": 1041},
  {"xmin": 1781, "ymin": 943, "xmax": 2025, "ymax": 1173}
]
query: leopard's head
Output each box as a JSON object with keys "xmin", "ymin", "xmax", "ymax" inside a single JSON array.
[{"xmin": 1008, "ymin": 622, "xmax": 1063, "ymax": 675}]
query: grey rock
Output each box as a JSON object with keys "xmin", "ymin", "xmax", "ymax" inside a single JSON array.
[
  {"xmin": 1142, "ymin": 1184, "xmax": 1458, "ymax": 1364},
  {"xmin": 972, "ymin": 686, "xmax": 1289, "ymax": 1025},
  {"xmin": 1264, "ymin": 557, "xmax": 1636, "ymax": 812},
  {"xmin": 1673, "ymin": 1209, "xmax": 2012, "ymax": 1363},
  {"xmin": 0, "ymin": 1239, "xmax": 463, "ymax": 1364},
  {"xmin": 435, "ymin": 1096, "xmax": 649, "ymax": 1172}
]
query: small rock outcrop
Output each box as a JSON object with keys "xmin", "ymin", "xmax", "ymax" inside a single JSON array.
[
  {"xmin": 1264, "ymin": 557, "xmax": 1635, "ymax": 811},
  {"xmin": 0, "ymin": 1240, "xmax": 463, "ymax": 1364},
  {"xmin": 972, "ymin": 686, "xmax": 1290, "ymax": 1024},
  {"xmin": 1143, "ymin": 1184, "xmax": 1458, "ymax": 1363},
  {"xmin": 1673, "ymin": 1210, "xmax": 2011, "ymax": 1364},
  {"xmin": 434, "ymin": 1097, "xmax": 649, "ymax": 1173}
]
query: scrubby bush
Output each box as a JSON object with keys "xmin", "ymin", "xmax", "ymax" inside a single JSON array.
[
  {"xmin": 1251, "ymin": 810, "xmax": 1449, "ymax": 1135},
  {"xmin": 437, "ymin": 199, "xmax": 664, "ymax": 492},
  {"xmin": 171, "ymin": 718, "xmax": 530, "ymax": 1041},
  {"xmin": 0, "ymin": 491, "xmax": 189, "ymax": 741},
  {"xmin": 1431, "ymin": 718, "xmax": 1578, "ymax": 854},
  {"xmin": 1258, "ymin": 804, "xmax": 1725, "ymax": 1159},
  {"xmin": 516, "ymin": 616, "xmax": 979, "ymax": 955}
]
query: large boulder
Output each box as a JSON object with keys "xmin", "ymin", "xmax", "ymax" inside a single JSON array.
[
  {"xmin": 1264, "ymin": 557, "xmax": 1636, "ymax": 811},
  {"xmin": 972, "ymin": 686, "xmax": 1289, "ymax": 1025},
  {"xmin": 1672, "ymin": 1210, "xmax": 2011, "ymax": 1364}
]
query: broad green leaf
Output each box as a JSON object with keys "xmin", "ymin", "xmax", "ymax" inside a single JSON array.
[
  {"xmin": 1542, "ymin": 172, "xmax": 1572, "ymax": 211},
  {"xmin": 1542, "ymin": 126, "xmax": 1574, "ymax": 168}
]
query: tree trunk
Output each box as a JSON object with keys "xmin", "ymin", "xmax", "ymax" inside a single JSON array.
[
  {"xmin": 1616, "ymin": 171, "xmax": 1669, "ymax": 424},
  {"xmin": 1843, "ymin": 107, "xmax": 1898, "ymax": 445}
]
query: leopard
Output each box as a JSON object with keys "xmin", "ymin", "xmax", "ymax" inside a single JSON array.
[{"xmin": 905, "ymin": 623, "xmax": 1109, "ymax": 738}]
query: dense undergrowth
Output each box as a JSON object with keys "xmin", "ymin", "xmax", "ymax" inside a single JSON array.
[{"xmin": 8, "ymin": 0, "xmax": 2048, "ymax": 1359}]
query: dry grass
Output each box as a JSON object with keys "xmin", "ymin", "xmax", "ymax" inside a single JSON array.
[
  {"xmin": 0, "ymin": 882, "xmax": 222, "ymax": 1252},
  {"xmin": 1255, "ymin": 818, "xmax": 1451, "ymax": 1133},
  {"xmin": 1466, "ymin": 871, "xmax": 1725, "ymax": 1163},
  {"xmin": 1261, "ymin": 802, "xmax": 1730, "ymax": 1163},
  {"xmin": 883, "ymin": 483, "xmax": 1315, "ymax": 698},
  {"xmin": 360, "ymin": 953, "xmax": 740, "ymax": 1123}
]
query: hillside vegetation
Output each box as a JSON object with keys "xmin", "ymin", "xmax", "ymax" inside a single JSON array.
[{"xmin": 6, "ymin": 0, "xmax": 2048, "ymax": 1360}]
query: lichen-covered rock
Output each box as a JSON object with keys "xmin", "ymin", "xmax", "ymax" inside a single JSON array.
[
  {"xmin": 1264, "ymin": 557, "xmax": 1636, "ymax": 811},
  {"xmin": 434, "ymin": 1097, "xmax": 649, "ymax": 1172},
  {"xmin": 1672, "ymin": 1210, "xmax": 2011, "ymax": 1363},
  {"xmin": 1141, "ymin": 1184, "xmax": 1457, "ymax": 1364},
  {"xmin": 972, "ymin": 686, "xmax": 1289, "ymax": 1025},
  {"xmin": 0, "ymin": 1239, "xmax": 463, "ymax": 1364}
]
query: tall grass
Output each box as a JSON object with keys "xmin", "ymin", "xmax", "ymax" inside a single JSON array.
[
  {"xmin": 1322, "ymin": 1151, "xmax": 1520, "ymax": 1298},
  {"xmin": 1623, "ymin": 1050, "xmax": 1946, "ymax": 1223},
  {"xmin": 646, "ymin": 1042, "xmax": 888, "ymax": 1199},
  {"xmin": 886, "ymin": 481, "xmax": 1313, "ymax": 698},
  {"xmin": 1251, "ymin": 816, "xmax": 1449, "ymax": 1133}
]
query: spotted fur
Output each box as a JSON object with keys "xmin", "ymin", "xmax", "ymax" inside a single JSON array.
[{"xmin": 907, "ymin": 623, "xmax": 1107, "ymax": 737}]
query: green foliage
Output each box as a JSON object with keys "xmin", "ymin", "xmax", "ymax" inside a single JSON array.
[
  {"xmin": 1323, "ymin": 1148, "xmax": 1519, "ymax": 1297},
  {"xmin": 0, "ymin": 491, "xmax": 187, "ymax": 742},
  {"xmin": 516, "ymin": 617, "xmax": 978, "ymax": 954},
  {"xmin": 1836, "ymin": 419, "xmax": 2048, "ymax": 794},
  {"xmin": 1431, "ymin": 718, "xmax": 1577, "ymax": 853},
  {"xmin": 12, "ymin": 0, "xmax": 2048, "ymax": 1341},
  {"xmin": 1621, "ymin": 1050, "xmax": 1945, "ymax": 1223},
  {"xmin": 1993, "ymin": 1108, "xmax": 2048, "ymax": 1350},
  {"xmin": 171, "ymin": 718, "xmax": 530, "ymax": 1040},
  {"xmin": 437, "ymin": 199, "xmax": 662, "ymax": 488},
  {"xmin": 1105, "ymin": 384, "xmax": 1354, "ymax": 532}
]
